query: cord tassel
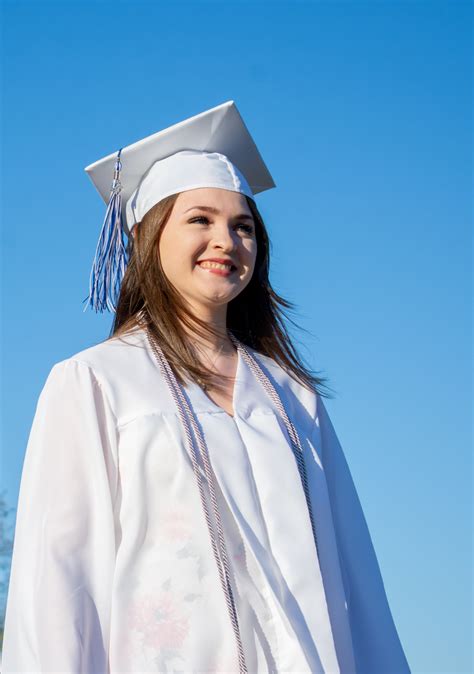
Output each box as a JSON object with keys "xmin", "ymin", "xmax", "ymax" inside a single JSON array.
[{"xmin": 83, "ymin": 149, "xmax": 128, "ymax": 313}]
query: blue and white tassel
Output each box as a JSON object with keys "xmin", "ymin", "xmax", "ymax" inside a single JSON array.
[{"xmin": 84, "ymin": 149, "xmax": 128, "ymax": 313}]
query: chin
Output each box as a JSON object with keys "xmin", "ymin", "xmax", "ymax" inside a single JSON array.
[
  {"xmin": 200, "ymin": 287, "xmax": 240, "ymax": 304},
  {"xmin": 207, "ymin": 293, "xmax": 237, "ymax": 305},
  {"xmin": 199, "ymin": 279, "xmax": 240, "ymax": 294}
]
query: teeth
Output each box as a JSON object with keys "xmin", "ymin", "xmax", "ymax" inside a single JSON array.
[{"xmin": 199, "ymin": 261, "xmax": 233, "ymax": 270}]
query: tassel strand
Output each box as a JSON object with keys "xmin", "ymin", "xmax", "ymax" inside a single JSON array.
[{"xmin": 83, "ymin": 149, "xmax": 128, "ymax": 313}]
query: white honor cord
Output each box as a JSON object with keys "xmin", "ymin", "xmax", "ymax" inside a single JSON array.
[
  {"xmin": 146, "ymin": 328, "xmax": 319, "ymax": 674},
  {"xmin": 230, "ymin": 334, "xmax": 320, "ymax": 564}
]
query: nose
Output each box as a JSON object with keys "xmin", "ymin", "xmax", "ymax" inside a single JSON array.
[{"xmin": 210, "ymin": 222, "xmax": 239, "ymax": 251}]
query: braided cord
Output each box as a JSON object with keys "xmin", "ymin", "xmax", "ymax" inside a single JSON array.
[
  {"xmin": 228, "ymin": 335, "xmax": 320, "ymax": 564},
  {"xmin": 146, "ymin": 328, "xmax": 320, "ymax": 672},
  {"xmin": 146, "ymin": 329, "xmax": 248, "ymax": 674}
]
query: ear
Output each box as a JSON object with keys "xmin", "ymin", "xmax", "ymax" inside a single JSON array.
[{"xmin": 130, "ymin": 224, "xmax": 137, "ymax": 240}]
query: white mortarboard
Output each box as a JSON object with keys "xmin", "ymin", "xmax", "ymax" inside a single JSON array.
[{"xmin": 83, "ymin": 101, "xmax": 275, "ymax": 313}]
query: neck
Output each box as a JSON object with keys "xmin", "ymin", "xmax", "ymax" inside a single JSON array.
[{"xmin": 181, "ymin": 303, "xmax": 235, "ymax": 354}]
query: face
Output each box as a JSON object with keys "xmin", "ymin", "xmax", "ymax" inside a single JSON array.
[{"xmin": 157, "ymin": 188, "xmax": 257, "ymax": 313}]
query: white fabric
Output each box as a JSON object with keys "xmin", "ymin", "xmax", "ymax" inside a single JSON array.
[
  {"xmin": 2, "ymin": 327, "xmax": 410, "ymax": 673},
  {"xmin": 126, "ymin": 150, "xmax": 254, "ymax": 227},
  {"xmin": 84, "ymin": 101, "xmax": 275, "ymax": 236}
]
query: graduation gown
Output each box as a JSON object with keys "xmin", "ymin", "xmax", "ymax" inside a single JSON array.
[{"xmin": 2, "ymin": 326, "xmax": 410, "ymax": 673}]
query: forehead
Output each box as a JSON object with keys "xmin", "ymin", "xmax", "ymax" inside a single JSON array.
[{"xmin": 174, "ymin": 187, "xmax": 251, "ymax": 213}]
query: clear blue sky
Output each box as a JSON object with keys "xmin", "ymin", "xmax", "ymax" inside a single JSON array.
[{"xmin": 1, "ymin": 1, "xmax": 471, "ymax": 671}]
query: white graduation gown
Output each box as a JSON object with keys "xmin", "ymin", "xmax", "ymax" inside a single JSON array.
[{"xmin": 2, "ymin": 327, "xmax": 410, "ymax": 673}]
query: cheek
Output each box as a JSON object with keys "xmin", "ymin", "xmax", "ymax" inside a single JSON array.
[
  {"xmin": 245, "ymin": 241, "xmax": 258, "ymax": 268},
  {"xmin": 159, "ymin": 233, "xmax": 202, "ymax": 275},
  {"xmin": 158, "ymin": 235, "xmax": 181, "ymax": 279}
]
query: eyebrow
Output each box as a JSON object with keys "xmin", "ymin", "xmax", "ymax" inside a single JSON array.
[{"xmin": 184, "ymin": 205, "xmax": 254, "ymax": 220}]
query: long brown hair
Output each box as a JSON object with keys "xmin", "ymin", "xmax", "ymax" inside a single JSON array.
[{"xmin": 111, "ymin": 192, "xmax": 334, "ymax": 399}]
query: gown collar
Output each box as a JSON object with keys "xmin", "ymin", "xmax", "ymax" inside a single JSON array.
[
  {"xmin": 184, "ymin": 340, "xmax": 276, "ymax": 419},
  {"xmin": 123, "ymin": 324, "xmax": 277, "ymax": 419}
]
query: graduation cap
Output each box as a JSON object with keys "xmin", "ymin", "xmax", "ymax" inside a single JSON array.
[{"xmin": 83, "ymin": 100, "xmax": 276, "ymax": 313}]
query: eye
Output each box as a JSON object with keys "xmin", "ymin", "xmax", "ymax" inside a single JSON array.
[
  {"xmin": 236, "ymin": 223, "xmax": 254, "ymax": 234},
  {"xmin": 189, "ymin": 216, "xmax": 254, "ymax": 235}
]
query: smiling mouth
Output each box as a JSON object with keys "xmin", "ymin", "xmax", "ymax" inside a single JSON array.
[{"xmin": 197, "ymin": 261, "xmax": 237, "ymax": 271}]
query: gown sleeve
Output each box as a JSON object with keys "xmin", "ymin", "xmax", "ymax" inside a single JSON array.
[
  {"xmin": 2, "ymin": 359, "xmax": 118, "ymax": 674},
  {"xmin": 316, "ymin": 395, "xmax": 411, "ymax": 674}
]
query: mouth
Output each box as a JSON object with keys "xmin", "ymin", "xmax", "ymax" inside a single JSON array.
[
  {"xmin": 196, "ymin": 260, "xmax": 237, "ymax": 277},
  {"xmin": 197, "ymin": 261, "xmax": 237, "ymax": 272}
]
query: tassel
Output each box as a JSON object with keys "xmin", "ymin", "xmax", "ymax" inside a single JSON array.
[{"xmin": 83, "ymin": 149, "xmax": 128, "ymax": 313}]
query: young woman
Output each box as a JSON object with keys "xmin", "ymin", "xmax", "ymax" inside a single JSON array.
[{"xmin": 2, "ymin": 101, "xmax": 410, "ymax": 673}]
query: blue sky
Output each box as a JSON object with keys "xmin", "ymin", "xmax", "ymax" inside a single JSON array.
[{"xmin": 1, "ymin": 0, "xmax": 472, "ymax": 671}]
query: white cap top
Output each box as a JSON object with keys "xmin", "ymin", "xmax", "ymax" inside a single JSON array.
[{"xmin": 84, "ymin": 100, "xmax": 276, "ymax": 234}]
